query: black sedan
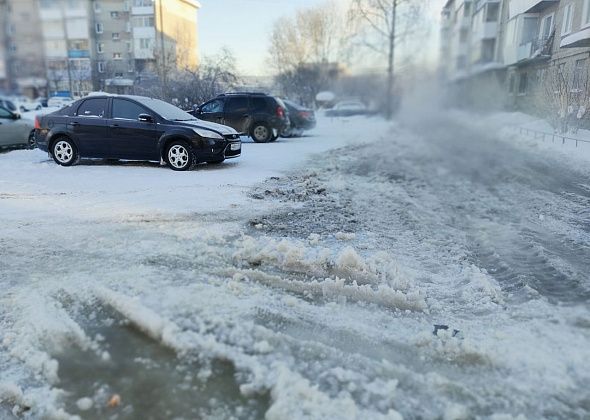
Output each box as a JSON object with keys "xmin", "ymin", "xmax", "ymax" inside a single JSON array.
[
  {"xmin": 281, "ymin": 99, "xmax": 316, "ymax": 138},
  {"xmin": 35, "ymin": 94, "xmax": 241, "ymax": 171}
]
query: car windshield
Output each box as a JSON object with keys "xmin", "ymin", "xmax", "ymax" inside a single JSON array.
[{"xmin": 136, "ymin": 97, "xmax": 197, "ymax": 121}]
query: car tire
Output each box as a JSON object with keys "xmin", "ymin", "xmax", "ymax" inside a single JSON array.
[
  {"xmin": 51, "ymin": 137, "xmax": 79, "ymax": 166},
  {"xmin": 251, "ymin": 123, "xmax": 271, "ymax": 143},
  {"xmin": 165, "ymin": 140, "xmax": 195, "ymax": 171},
  {"xmin": 281, "ymin": 126, "xmax": 293, "ymax": 138},
  {"xmin": 27, "ymin": 131, "xmax": 36, "ymax": 149}
]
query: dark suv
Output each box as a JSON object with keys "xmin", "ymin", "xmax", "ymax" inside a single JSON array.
[
  {"xmin": 191, "ymin": 93, "xmax": 290, "ymax": 143},
  {"xmin": 35, "ymin": 94, "xmax": 241, "ymax": 171}
]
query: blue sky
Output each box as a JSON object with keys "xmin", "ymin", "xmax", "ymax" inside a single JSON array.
[
  {"xmin": 198, "ymin": 0, "xmax": 339, "ymax": 76},
  {"xmin": 198, "ymin": 0, "xmax": 445, "ymax": 76}
]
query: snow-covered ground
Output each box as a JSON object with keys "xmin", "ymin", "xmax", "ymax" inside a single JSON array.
[{"xmin": 1, "ymin": 112, "xmax": 589, "ymax": 419}]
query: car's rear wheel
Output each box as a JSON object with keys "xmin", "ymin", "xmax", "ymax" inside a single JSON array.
[
  {"xmin": 251, "ymin": 123, "xmax": 271, "ymax": 143},
  {"xmin": 52, "ymin": 137, "xmax": 79, "ymax": 166},
  {"xmin": 166, "ymin": 141, "xmax": 195, "ymax": 171}
]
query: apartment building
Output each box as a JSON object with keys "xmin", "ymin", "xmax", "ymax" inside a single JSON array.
[
  {"xmin": 440, "ymin": 0, "xmax": 590, "ymax": 112},
  {"xmin": 0, "ymin": 0, "xmax": 7, "ymax": 91},
  {"xmin": 0, "ymin": 0, "xmax": 200, "ymax": 97},
  {"xmin": 1, "ymin": 0, "xmax": 46, "ymax": 97}
]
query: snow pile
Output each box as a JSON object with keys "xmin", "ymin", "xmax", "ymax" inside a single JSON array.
[
  {"xmin": 232, "ymin": 236, "xmax": 425, "ymax": 310},
  {"xmin": 266, "ymin": 365, "xmax": 402, "ymax": 420}
]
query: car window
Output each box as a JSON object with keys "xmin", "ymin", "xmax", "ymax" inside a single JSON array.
[
  {"xmin": 112, "ymin": 99, "xmax": 149, "ymax": 120},
  {"xmin": 202, "ymin": 99, "xmax": 224, "ymax": 113},
  {"xmin": 3, "ymin": 100, "xmax": 16, "ymax": 112},
  {"xmin": 77, "ymin": 98, "xmax": 107, "ymax": 118},
  {"xmin": 225, "ymin": 97, "xmax": 249, "ymax": 113},
  {"xmin": 0, "ymin": 106, "xmax": 12, "ymax": 118},
  {"xmin": 251, "ymin": 97, "xmax": 267, "ymax": 112}
]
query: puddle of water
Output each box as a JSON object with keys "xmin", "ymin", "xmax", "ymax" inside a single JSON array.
[{"xmin": 55, "ymin": 309, "xmax": 269, "ymax": 420}]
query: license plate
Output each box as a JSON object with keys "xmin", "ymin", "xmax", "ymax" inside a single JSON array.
[{"xmin": 230, "ymin": 143, "xmax": 241, "ymax": 151}]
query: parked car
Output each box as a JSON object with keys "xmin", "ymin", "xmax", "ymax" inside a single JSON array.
[
  {"xmin": 191, "ymin": 92, "xmax": 290, "ymax": 143},
  {"xmin": 0, "ymin": 105, "xmax": 35, "ymax": 149},
  {"xmin": 0, "ymin": 97, "xmax": 18, "ymax": 113},
  {"xmin": 36, "ymin": 97, "xmax": 49, "ymax": 108},
  {"xmin": 11, "ymin": 96, "xmax": 43, "ymax": 112},
  {"xmin": 325, "ymin": 100, "xmax": 369, "ymax": 117},
  {"xmin": 47, "ymin": 96, "xmax": 74, "ymax": 109},
  {"xmin": 281, "ymin": 99, "xmax": 316, "ymax": 137},
  {"xmin": 35, "ymin": 94, "xmax": 241, "ymax": 171}
]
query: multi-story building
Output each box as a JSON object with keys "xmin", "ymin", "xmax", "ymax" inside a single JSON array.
[
  {"xmin": 441, "ymin": 0, "xmax": 590, "ymax": 113},
  {"xmin": 0, "ymin": 0, "xmax": 200, "ymax": 97},
  {"xmin": 0, "ymin": 0, "xmax": 7, "ymax": 92},
  {"xmin": 40, "ymin": 0, "xmax": 94, "ymax": 97},
  {"xmin": 1, "ymin": 0, "xmax": 46, "ymax": 97}
]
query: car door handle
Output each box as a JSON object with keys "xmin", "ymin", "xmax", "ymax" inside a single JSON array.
[
  {"xmin": 68, "ymin": 122, "xmax": 80, "ymax": 126},
  {"xmin": 110, "ymin": 124, "xmax": 120, "ymax": 128}
]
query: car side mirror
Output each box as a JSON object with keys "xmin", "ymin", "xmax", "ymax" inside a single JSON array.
[{"xmin": 138, "ymin": 114, "xmax": 153, "ymax": 123}]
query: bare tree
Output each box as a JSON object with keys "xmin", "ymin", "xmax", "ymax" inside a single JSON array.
[
  {"xmin": 539, "ymin": 60, "xmax": 590, "ymax": 134},
  {"xmin": 349, "ymin": 0, "xmax": 426, "ymax": 119},
  {"xmin": 268, "ymin": 2, "xmax": 349, "ymax": 105}
]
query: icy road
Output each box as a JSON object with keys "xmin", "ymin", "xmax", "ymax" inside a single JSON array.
[{"xmin": 0, "ymin": 113, "xmax": 589, "ymax": 419}]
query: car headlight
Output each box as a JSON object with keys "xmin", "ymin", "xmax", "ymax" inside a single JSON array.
[{"xmin": 193, "ymin": 128, "xmax": 223, "ymax": 140}]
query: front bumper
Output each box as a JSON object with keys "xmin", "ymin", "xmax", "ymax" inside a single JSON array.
[{"xmin": 224, "ymin": 141, "xmax": 241, "ymax": 159}]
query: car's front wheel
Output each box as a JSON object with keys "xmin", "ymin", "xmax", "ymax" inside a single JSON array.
[
  {"xmin": 27, "ymin": 131, "xmax": 36, "ymax": 149},
  {"xmin": 166, "ymin": 141, "xmax": 195, "ymax": 171},
  {"xmin": 251, "ymin": 123, "xmax": 271, "ymax": 143},
  {"xmin": 52, "ymin": 137, "xmax": 79, "ymax": 166}
]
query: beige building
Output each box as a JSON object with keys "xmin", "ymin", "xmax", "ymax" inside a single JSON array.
[{"xmin": 0, "ymin": 0, "xmax": 200, "ymax": 97}]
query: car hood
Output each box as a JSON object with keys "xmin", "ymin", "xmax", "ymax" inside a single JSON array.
[{"xmin": 179, "ymin": 119, "xmax": 239, "ymax": 136}]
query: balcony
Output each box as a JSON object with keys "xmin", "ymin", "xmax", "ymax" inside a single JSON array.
[
  {"xmin": 509, "ymin": 0, "xmax": 559, "ymax": 19},
  {"xmin": 560, "ymin": 27, "xmax": 590, "ymax": 48},
  {"xmin": 132, "ymin": 6, "xmax": 154, "ymax": 15},
  {"xmin": 517, "ymin": 35, "xmax": 553, "ymax": 63}
]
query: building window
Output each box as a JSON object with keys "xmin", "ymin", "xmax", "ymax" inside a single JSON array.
[
  {"xmin": 110, "ymin": 11, "xmax": 119, "ymax": 19},
  {"xmin": 485, "ymin": 2, "xmax": 500, "ymax": 22},
  {"xmin": 113, "ymin": 53, "xmax": 122, "ymax": 60},
  {"xmin": 115, "ymin": 72, "xmax": 123, "ymax": 78},
  {"xmin": 97, "ymin": 42, "xmax": 104, "ymax": 53},
  {"xmin": 573, "ymin": 59, "xmax": 587, "ymax": 91},
  {"xmin": 133, "ymin": 16, "xmax": 154, "ymax": 27},
  {"xmin": 481, "ymin": 39, "xmax": 496, "ymax": 62},
  {"xmin": 518, "ymin": 72, "xmax": 528, "ymax": 95},
  {"xmin": 126, "ymin": 41, "xmax": 132, "ymax": 52},
  {"xmin": 124, "ymin": 1, "xmax": 130, "ymax": 11},
  {"xmin": 134, "ymin": 0, "xmax": 153, "ymax": 6},
  {"xmin": 463, "ymin": 2, "xmax": 471, "ymax": 17},
  {"xmin": 93, "ymin": 1, "xmax": 101, "ymax": 13},
  {"xmin": 98, "ymin": 61, "xmax": 105, "ymax": 73},
  {"xmin": 139, "ymin": 38, "xmax": 151, "ymax": 49},
  {"xmin": 96, "ymin": 23, "xmax": 103, "ymax": 34},
  {"xmin": 128, "ymin": 61, "xmax": 134, "ymax": 72},
  {"xmin": 583, "ymin": 0, "xmax": 590, "ymax": 27},
  {"xmin": 112, "ymin": 32, "xmax": 120, "ymax": 40},
  {"xmin": 508, "ymin": 74, "xmax": 516, "ymax": 94},
  {"xmin": 562, "ymin": 3, "xmax": 574, "ymax": 35},
  {"xmin": 540, "ymin": 14, "xmax": 554, "ymax": 40}
]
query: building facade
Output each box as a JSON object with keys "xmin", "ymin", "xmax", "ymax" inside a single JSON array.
[
  {"xmin": 1, "ymin": 0, "xmax": 46, "ymax": 97},
  {"xmin": 0, "ymin": 0, "xmax": 200, "ymax": 97},
  {"xmin": 441, "ymin": 0, "xmax": 590, "ymax": 116}
]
